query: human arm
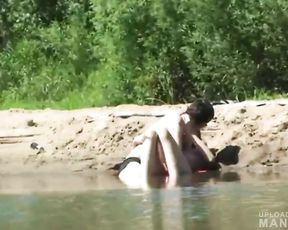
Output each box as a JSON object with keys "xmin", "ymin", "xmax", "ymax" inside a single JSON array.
[
  {"xmin": 133, "ymin": 112, "xmax": 184, "ymax": 147},
  {"xmin": 190, "ymin": 134, "xmax": 215, "ymax": 162}
]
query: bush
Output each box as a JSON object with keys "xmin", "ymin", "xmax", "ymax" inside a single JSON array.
[{"xmin": 0, "ymin": 0, "xmax": 287, "ymax": 108}]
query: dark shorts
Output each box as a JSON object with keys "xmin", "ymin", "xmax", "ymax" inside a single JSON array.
[{"xmin": 118, "ymin": 157, "xmax": 141, "ymax": 174}]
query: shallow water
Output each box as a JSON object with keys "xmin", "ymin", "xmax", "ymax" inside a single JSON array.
[{"xmin": 1, "ymin": 170, "xmax": 288, "ymax": 230}]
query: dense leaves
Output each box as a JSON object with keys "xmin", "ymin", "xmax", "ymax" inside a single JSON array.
[{"xmin": 0, "ymin": 0, "xmax": 287, "ymax": 108}]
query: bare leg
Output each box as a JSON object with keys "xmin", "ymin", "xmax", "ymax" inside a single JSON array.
[
  {"xmin": 157, "ymin": 128, "xmax": 192, "ymax": 183},
  {"xmin": 140, "ymin": 131, "xmax": 166, "ymax": 178},
  {"xmin": 119, "ymin": 131, "xmax": 166, "ymax": 188}
]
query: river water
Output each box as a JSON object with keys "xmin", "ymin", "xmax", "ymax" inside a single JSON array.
[{"xmin": 1, "ymin": 170, "xmax": 288, "ymax": 230}]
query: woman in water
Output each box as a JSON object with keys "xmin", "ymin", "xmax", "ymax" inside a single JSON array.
[{"xmin": 117, "ymin": 100, "xmax": 221, "ymax": 187}]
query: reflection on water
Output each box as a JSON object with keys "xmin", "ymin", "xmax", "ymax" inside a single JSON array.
[{"xmin": 1, "ymin": 171, "xmax": 288, "ymax": 230}]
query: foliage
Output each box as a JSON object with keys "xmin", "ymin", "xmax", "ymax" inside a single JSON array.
[{"xmin": 0, "ymin": 0, "xmax": 287, "ymax": 108}]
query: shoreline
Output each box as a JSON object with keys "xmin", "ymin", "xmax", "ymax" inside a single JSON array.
[
  {"xmin": 0, "ymin": 100, "xmax": 288, "ymax": 175},
  {"xmin": 1, "ymin": 166, "xmax": 288, "ymax": 194}
]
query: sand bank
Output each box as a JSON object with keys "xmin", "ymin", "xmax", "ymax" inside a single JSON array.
[{"xmin": 0, "ymin": 100, "xmax": 287, "ymax": 175}]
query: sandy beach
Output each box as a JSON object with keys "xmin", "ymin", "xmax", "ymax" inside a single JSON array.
[{"xmin": 0, "ymin": 100, "xmax": 287, "ymax": 176}]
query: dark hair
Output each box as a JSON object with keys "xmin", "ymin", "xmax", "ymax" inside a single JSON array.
[
  {"xmin": 186, "ymin": 99, "xmax": 214, "ymax": 124},
  {"xmin": 215, "ymin": 145, "xmax": 240, "ymax": 165}
]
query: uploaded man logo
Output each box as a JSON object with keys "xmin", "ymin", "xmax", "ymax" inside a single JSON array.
[{"xmin": 259, "ymin": 210, "xmax": 288, "ymax": 228}]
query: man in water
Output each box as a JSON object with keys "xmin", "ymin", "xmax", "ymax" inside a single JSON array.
[{"xmin": 117, "ymin": 100, "xmax": 234, "ymax": 188}]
